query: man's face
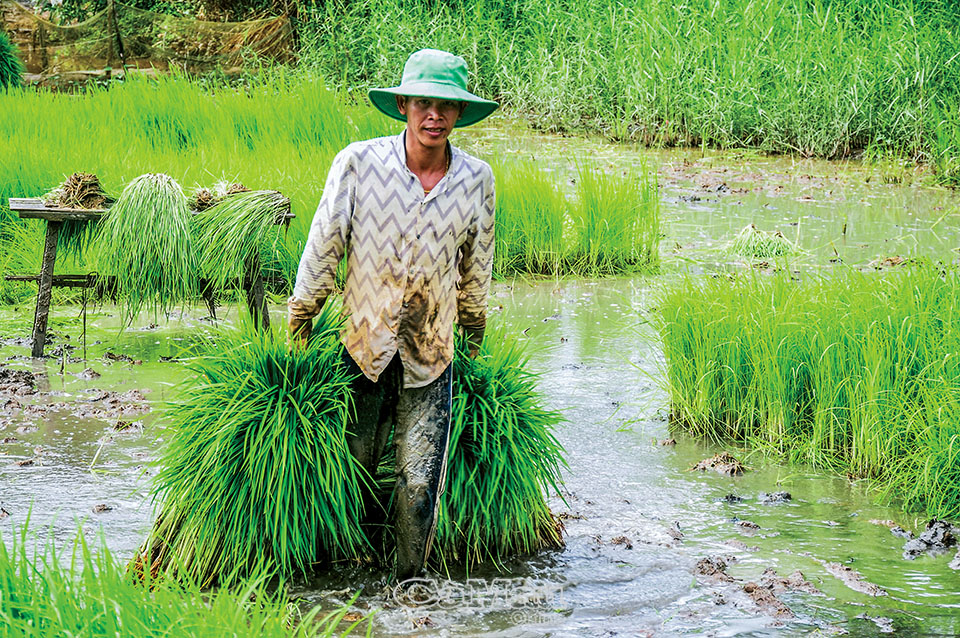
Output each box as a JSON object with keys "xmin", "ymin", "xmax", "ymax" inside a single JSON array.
[{"xmin": 397, "ymin": 96, "xmax": 466, "ymax": 150}]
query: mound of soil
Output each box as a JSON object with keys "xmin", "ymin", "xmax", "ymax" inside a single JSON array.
[{"xmin": 691, "ymin": 452, "xmax": 745, "ymax": 476}]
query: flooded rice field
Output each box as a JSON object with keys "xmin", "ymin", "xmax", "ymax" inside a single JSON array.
[{"xmin": 2, "ymin": 131, "xmax": 960, "ymax": 636}]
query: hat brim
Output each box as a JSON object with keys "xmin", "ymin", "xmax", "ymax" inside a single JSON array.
[{"xmin": 368, "ymin": 82, "xmax": 499, "ymax": 128}]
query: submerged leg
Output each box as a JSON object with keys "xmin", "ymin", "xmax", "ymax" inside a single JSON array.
[{"xmin": 392, "ymin": 365, "xmax": 453, "ymax": 582}]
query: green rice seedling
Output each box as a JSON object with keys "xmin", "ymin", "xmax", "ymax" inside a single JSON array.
[
  {"xmin": 0, "ymin": 31, "xmax": 23, "ymax": 91},
  {"xmin": 655, "ymin": 263, "xmax": 960, "ymax": 518},
  {"xmin": 570, "ymin": 165, "xmax": 660, "ymax": 275},
  {"xmin": 0, "ymin": 522, "xmax": 367, "ymax": 638},
  {"xmin": 491, "ymin": 160, "xmax": 567, "ymax": 276},
  {"xmin": 142, "ymin": 306, "xmax": 366, "ymax": 586},
  {"xmin": 95, "ymin": 173, "xmax": 198, "ymax": 323},
  {"xmin": 192, "ymin": 189, "xmax": 289, "ymax": 291},
  {"xmin": 434, "ymin": 328, "xmax": 566, "ymax": 568},
  {"xmin": 728, "ymin": 224, "xmax": 794, "ymax": 259}
]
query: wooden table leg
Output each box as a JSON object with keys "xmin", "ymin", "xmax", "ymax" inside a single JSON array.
[
  {"xmin": 243, "ymin": 253, "xmax": 270, "ymax": 333},
  {"xmin": 32, "ymin": 221, "xmax": 62, "ymax": 358}
]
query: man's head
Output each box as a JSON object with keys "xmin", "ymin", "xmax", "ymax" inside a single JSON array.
[
  {"xmin": 396, "ymin": 96, "xmax": 467, "ymax": 150},
  {"xmin": 368, "ymin": 49, "xmax": 498, "ymax": 130}
]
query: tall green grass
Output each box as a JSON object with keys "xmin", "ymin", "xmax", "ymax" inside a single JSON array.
[
  {"xmin": 0, "ymin": 31, "xmax": 22, "ymax": 91},
  {"xmin": 0, "ymin": 524, "xmax": 366, "ymax": 638},
  {"xmin": 298, "ymin": 0, "xmax": 960, "ymax": 182},
  {"xmin": 655, "ymin": 264, "xmax": 960, "ymax": 517}
]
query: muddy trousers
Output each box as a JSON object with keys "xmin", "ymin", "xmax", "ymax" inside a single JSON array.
[{"xmin": 343, "ymin": 353, "xmax": 452, "ymax": 582}]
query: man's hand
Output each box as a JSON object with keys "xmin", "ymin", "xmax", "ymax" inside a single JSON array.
[
  {"xmin": 289, "ymin": 316, "xmax": 313, "ymax": 348},
  {"xmin": 461, "ymin": 325, "xmax": 484, "ymax": 359}
]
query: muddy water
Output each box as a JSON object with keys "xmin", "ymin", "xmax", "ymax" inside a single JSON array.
[{"xmin": 1, "ymin": 135, "xmax": 960, "ymax": 636}]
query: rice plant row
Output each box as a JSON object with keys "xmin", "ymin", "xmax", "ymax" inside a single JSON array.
[
  {"xmin": 655, "ymin": 264, "xmax": 960, "ymax": 518},
  {"xmin": 0, "ymin": 71, "xmax": 662, "ymax": 307}
]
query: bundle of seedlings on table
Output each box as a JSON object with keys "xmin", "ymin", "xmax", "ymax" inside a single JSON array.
[
  {"xmin": 192, "ymin": 188, "xmax": 288, "ymax": 291},
  {"xmin": 434, "ymin": 329, "xmax": 565, "ymax": 568},
  {"xmin": 95, "ymin": 173, "xmax": 198, "ymax": 323},
  {"xmin": 190, "ymin": 181, "xmax": 250, "ymax": 212},
  {"xmin": 138, "ymin": 307, "xmax": 365, "ymax": 586},
  {"xmin": 729, "ymin": 223, "xmax": 794, "ymax": 259},
  {"xmin": 41, "ymin": 172, "xmax": 113, "ymax": 259}
]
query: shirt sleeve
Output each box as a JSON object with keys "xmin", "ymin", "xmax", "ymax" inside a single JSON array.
[
  {"xmin": 456, "ymin": 165, "xmax": 495, "ymax": 329},
  {"xmin": 287, "ymin": 149, "xmax": 355, "ymax": 321}
]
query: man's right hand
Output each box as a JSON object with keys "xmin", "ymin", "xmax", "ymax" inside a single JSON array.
[{"xmin": 289, "ymin": 316, "xmax": 313, "ymax": 348}]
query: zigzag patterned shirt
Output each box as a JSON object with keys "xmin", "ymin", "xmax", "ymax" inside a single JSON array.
[{"xmin": 288, "ymin": 132, "xmax": 495, "ymax": 388}]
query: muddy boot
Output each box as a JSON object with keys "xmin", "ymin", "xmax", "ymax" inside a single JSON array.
[{"xmin": 392, "ymin": 365, "xmax": 452, "ymax": 582}]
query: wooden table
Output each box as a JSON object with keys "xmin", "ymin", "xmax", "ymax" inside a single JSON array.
[{"xmin": 6, "ymin": 197, "xmax": 294, "ymax": 357}]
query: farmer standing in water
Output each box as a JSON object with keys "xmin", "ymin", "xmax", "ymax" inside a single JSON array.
[{"xmin": 287, "ymin": 49, "xmax": 498, "ymax": 581}]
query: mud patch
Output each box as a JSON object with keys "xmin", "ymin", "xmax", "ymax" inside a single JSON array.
[
  {"xmin": 695, "ymin": 556, "xmax": 734, "ymax": 583},
  {"xmin": 902, "ymin": 520, "xmax": 956, "ymax": 560},
  {"xmin": 759, "ymin": 491, "xmax": 791, "ymax": 505},
  {"xmin": 821, "ymin": 562, "xmax": 887, "ymax": 597},
  {"xmin": 690, "ymin": 452, "xmax": 745, "ymax": 476}
]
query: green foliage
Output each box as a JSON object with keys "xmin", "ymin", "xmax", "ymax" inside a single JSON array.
[
  {"xmin": 655, "ymin": 264, "xmax": 960, "ymax": 518},
  {"xmin": 0, "ymin": 31, "xmax": 24, "ymax": 91},
  {"xmin": 729, "ymin": 224, "xmax": 795, "ymax": 259},
  {"xmin": 492, "ymin": 160, "xmax": 567, "ymax": 276},
  {"xmin": 193, "ymin": 189, "xmax": 289, "ymax": 291},
  {"xmin": 437, "ymin": 328, "xmax": 565, "ymax": 567},
  {"xmin": 0, "ymin": 523, "xmax": 367, "ymax": 638},
  {"xmin": 95, "ymin": 173, "xmax": 198, "ymax": 322},
  {"xmin": 145, "ymin": 307, "xmax": 365, "ymax": 586},
  {"xmin": 298, "ymin": 0, "xmax": 960, "ymax": 182},
  {"xmin": 570, "ymin": 165, "xmax": 660, "ymax": 275}
]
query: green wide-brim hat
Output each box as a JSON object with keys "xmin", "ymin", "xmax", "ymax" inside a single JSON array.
[{"xmin": 368, "ymin": 49, "xmax": 499, "ymax": 128}]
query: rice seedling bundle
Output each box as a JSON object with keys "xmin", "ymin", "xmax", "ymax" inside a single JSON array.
[
  {"xmin": 95, "ymin": 173, "xmax": 198, "ymax": 323},
  {"xmin": 41, "ymin": 172, "xmax": 112, "ymax": 259},
  {"xmin": 0, "ymin": 523, "xmax": 364, "ymax": 638},
  {"xmin": 141, "ymin": 309, "xmax": 365, "ymax": 586},
  {"xmin": 656, "ymin": 263, "xmax": 960, "ymax": 517},
  {"xmin": 0, "ymin": 31, "xmax": 23, "ymax": 91},
  {"xmin": 145, "ymin": 315, "xmax": 565, "ymax": 584},
  {"xmin": 729, "ymin": 223, "xmax": 794, "ymax": 259},
  {"xmin": 192, "ymin": 189, "xmax": 289, "ymax": 291},
  {"xmin": 435, "ymin": 330, "xmax": 565, "ymax": 567}
]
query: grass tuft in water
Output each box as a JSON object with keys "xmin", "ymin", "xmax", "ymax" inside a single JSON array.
[
  {"xmin": 570, "ymin": 165, "xmax": 660, "ymax": 275},
  {"xmin": 729, "ymin": 224, "xmax": 795, "ymax": 259},
  {"xmin": 655, "ymin": 263, "xmax": 960, "ymax": 518},
  {"xmin": 95, "ymin": 173, "xmax": 198, "ymax": 323},
  {"xmin": 141, "ymin": 306, "xmax": 365, "ymax": 586}
]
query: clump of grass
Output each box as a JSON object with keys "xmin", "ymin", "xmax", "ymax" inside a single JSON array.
[
  {"xmin": 95, "ymin": 173, "xmax": 198, "ymax": 323},
  {"xmin": 0, "ymin": 31, "xmax": 23, "ymax": 91},
  {"xmin": 192, "ymin": 189, "xmax": 289, "ymax": 291},
  {"xmin": 655, "ymin": 263, "xmax": 960, "ymax": 518},
  {"xmin": 435, "ymin": 328, "xmax": 566, "ymax": 568},
  {"xmin": 729, "ymin": 224, "xmax": 794, "ymax": 259},
  {"xmin": 41, "ymin": 172, "xmax": 113, "ymax": 259},
  {"xmin": 141, "ymin": 307, "xmax": 365, "ymax": 586},
  {"xmin": 0, "ymin": 522, "xmax": 366, "ymax": 638},
  {"xmin": 492, "ymin": 161, "xmax": 567, "ymax": 276},
  {"xmin": 570, "ymin": 165, "xmax": 660, "ymax": 275}
]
